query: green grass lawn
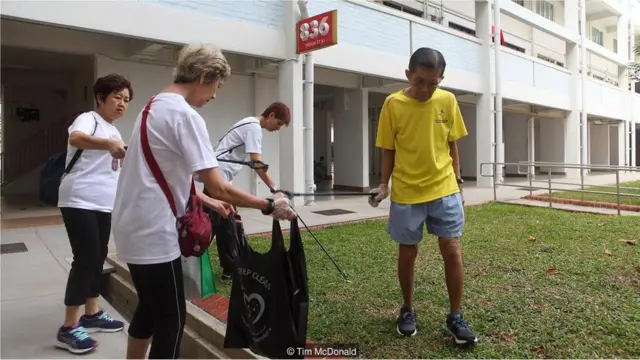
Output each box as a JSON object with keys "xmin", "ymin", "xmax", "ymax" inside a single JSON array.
[
  {"xmin": 550, "ymin": 180, "xmax": 640, "ymax": 206},
  {"xmin": 209, "ymin": 203, "xmax": 640, "ymax": 359}
]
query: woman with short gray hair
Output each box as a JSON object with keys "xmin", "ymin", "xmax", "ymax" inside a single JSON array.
[{"xmin": 111, "ymin": 43, "xmax": 295, "ymax": 359}]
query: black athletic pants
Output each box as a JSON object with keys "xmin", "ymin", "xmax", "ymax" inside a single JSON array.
[
  {"xmin": 202, "ymin": 188, "xmax": 235, "ymax": 274},
  {"xmin": 127, "ymin": 257, "xmax": 186, "ymax": 359},
  {"xmin": 60, "ymin": 207, "xmax": 111, "ymax": 307}
]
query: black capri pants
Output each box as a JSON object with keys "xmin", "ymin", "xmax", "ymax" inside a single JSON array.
[
  {"xmin": 127, "ymin": 257, "xmax": 187, "ymax": 359},
  {"xmin": 60, "ymin": 207, "xmax": 111, "ymax": 306}
]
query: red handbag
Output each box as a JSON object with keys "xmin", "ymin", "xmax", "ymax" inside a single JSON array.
[{"xmin": 139, "ymin": 95, "xmax": 213, "ymax": 258}]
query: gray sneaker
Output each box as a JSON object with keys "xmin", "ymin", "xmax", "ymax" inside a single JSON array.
[{"xmin": 396, "ymin": 306, "xmax": 417, "ymax": 336}]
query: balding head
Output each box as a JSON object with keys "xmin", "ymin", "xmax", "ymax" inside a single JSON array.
[{"xmin": 408, "ymin": 47, "xmax": 446, "ymax": 76}]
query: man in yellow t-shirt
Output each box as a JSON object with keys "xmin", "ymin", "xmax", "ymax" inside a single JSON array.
[{"xmin": 368, "ymin": 47, "xmax": 477, "ymax": 347}]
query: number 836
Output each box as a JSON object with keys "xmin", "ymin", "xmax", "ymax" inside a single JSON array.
[{"xmin": 299, "ymin": 16, "xmax": 330, "ymax": 41}]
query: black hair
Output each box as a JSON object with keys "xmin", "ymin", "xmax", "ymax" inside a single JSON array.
[
  {"xmin": 93, "ymin": 74, "xmax": 134, "ymax": 107},
  {"xmin": 408, "ymin": 47, "xmax": 446, "ymax": 76}
]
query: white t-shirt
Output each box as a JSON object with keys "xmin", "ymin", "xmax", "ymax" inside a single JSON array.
[
  {"xmin": 214, "ymin": 117, "xmax": 263, "ymax": 183},
  {"xmin": 112, "ymin": 93, "xmax": 218, "ymax": 265},
  {"xmin": 57, "ymin": 111, "xmax": 123, "ymax": 212}
]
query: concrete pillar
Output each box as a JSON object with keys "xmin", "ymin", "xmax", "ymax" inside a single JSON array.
[
  {"xmin": 618, "ymin": 121, "xmax": 626, "ymax": 167},
  {"xmin": 630, "ymin": 21, "xmax": 637, "ymax": 168},
  {"xmin": 332, "ymin": 88, "xmax": 370, "ymax": 192},
  {"xmin": 565, "ymin": 0, "xmax": 581, "ymax": 178},
  {"xmin": 278, "ymin": 0, "xmax": 305, "ymax": 207},
  {"xmin": 474, "ymin": 0, "xmax": 495, "ymax": 187},
  {"xmin": 618, "ymin": 15, "xmax": 630, "ymax": 103}
]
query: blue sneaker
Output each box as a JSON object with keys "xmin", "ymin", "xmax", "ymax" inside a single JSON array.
[
  {"xmin": 56, "ymin": 324, "xmax": 98, "ymax": 354},
  {"xmin": 79, "ymin": 310, "xmax": 124, "ymax": 333},
  {"xmin": 396, "ymin": 306, "xmax": 417, "ymax": 336},
  {"xmin": 446, "ymin": 312, "xmax": 478, "ymax": 347}
]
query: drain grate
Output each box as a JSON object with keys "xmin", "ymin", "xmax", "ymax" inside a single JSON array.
[
  {"xmin": 312, "ymin": 209, "xmax": 356, "ymax": 216},
  {"xmin": 1, "ymin": 242, "xmax": 28, "ymax": 254}
]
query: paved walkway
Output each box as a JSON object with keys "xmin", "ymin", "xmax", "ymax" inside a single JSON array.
[
  {"xmin": 2, "ymin": 171, "xmax": 638, "ymax": 358},
  {"xmin": 0, "ymin": 225, "xmax": 129, "ymax": 359}
]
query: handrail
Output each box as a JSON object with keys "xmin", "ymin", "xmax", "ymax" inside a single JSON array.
[
  {"xmin": 0, "ymin": 116, "xmax": 70, "ymax": 156},
  {"xmin": 1, "ymin": 117, "xmax": 71, "ymax": 187},
  {"xmin": 479, "ymin": 161, "xmax": 640, "ymax": 215}
]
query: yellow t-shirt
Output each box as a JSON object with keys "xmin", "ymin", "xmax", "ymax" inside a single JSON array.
[{"xmin": 375, "ymin": 88, "xmax": 468, "ymax": 204}]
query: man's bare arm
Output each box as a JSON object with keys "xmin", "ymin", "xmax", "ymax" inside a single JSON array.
[
  {"xmin": 196, "ymin": 167, "xmax": 271, "ymax": 211},
  {"xmin": 381, "ymin": 149, "xmax": 395, "ymax": 185},
  {"xmin": 449, "ymin": 141, "xmax": 461, "ymax": 179},
  {"xmin": 249, "ymin": 153, "xmax": 276, "ymax": 190}
]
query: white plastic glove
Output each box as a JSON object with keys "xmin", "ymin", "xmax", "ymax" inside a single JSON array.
[
  {"xmin": 271, "ymin": 198, "xmax": 296, "ymax": 220},
  {"xmin": 368, "ymin": 184, "xmax": 389, "ymax": 208}
]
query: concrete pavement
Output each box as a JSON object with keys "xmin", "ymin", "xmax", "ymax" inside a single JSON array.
[{"xmin": 0, "ymin": 225, "xmax": 129, "ymax": 359}]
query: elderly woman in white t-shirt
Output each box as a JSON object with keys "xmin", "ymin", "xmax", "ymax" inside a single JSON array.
[{"xmin": 111, "ymin": 43, "xmax": 296, "ymax": 359}]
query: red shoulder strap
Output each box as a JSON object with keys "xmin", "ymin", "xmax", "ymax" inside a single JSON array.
[{"xmin": 140, "ymin": 95, "xmax": 178, "ymax": 216}]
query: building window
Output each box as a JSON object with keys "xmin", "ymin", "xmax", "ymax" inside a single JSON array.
[
  {"xmin": 381, "ymin": 1, "xmax": 423, "ymax": 18},
  {"xmin": 613, "ymin": 39, "xmax": 618, "ymax": 53},
  {"xmin": 505, "ymin": 42, "xmax": 525, "ymax": 53},
  {"xmin": 537, "ymin": 54, "xmax": 564, "ymax": 68},
  {"xmin": 448, "ymin": 22, "xmax": 476, "ymax": 36},
  {"xmin": 535, "ymin": 0, "xmax": 554, "ymax": 21},
  {"xmin": 512, "ymin": 0, "xmax": 525, "ymax": 6},
  {"xmin": 591, "ymin": 27, "xmax": 604, "ymax": 46}
]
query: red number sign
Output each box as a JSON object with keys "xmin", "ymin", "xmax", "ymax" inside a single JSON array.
[{"xmin": 296, "ymin": 10, "xmax": 338, "ymax": 54}]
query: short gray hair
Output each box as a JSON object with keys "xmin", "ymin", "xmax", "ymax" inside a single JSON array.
[{"xmin": 173, "ymin": 43, "xmax": 231, "ymax": 84}]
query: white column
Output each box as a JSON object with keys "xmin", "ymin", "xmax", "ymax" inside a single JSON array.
[
  {"xmin": 251, "ymin": 73, "xmax": 260, "ymax": 195},
  {"xmin": 579, "ymin": 0, "xmax": 589, "ymax": 176},
  {"xmin": 618, "ymin": 15, "xmax": 630, "ymax": 170},
  {"xmin": 475, "ymin": 0, "xmax": 495, "ymax": 187},
  {"xmin": 630, "ymin": 19, "xmax": 637, "ymax": 168},
  {"xmin": 361, "ymin": 88, "xmax": 370, "ymax": 190},
  {"xmin": 527, "ymin": 116, "xmax": 535, "ymax": 178},
  {"xmin": 493, "ymin": 0, "xmax": 504, "ymax": 184},
  {"xmin": 617, "ymin": 15, "xmax": 630, "ymax": 67},
  {"xmin": 618, "ymin": 121, "xmax": 626, "ymax": 166},
  {"xmin": 279, "ymin": 0, "xmax": 305, "ymax": 207},
  {"xmin": 565, "ymin": 0, "xmax": 581, "ymax": 177}
]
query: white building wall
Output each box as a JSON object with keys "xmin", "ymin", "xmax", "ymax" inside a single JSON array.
[
  {"xmin": 2, "ymin": 0, "xmax": 639, "ymax": 200},
  {"xmin": 503, "ymin": 115, "xmax": 529, "ymax": 175},
  {"xmin": 537, "ymin": 118, "xmax": 566, "ymax": 173},
  {"xmin": 589, "ymin": 123, "xmax": 611, "ymax": 165},
  {"xmin": 332, "ymin": 88, "xmax": 369, "ymax": 190}
]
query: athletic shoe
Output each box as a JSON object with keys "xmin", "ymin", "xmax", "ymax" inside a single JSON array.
[
  {"xmin": 56, "ymin": 324, "xmax": 98, "ymax": 354},
  {"xmin": 446, "ymin": 312, "xmax": 478, "ymax": 346},
  {"xmin": 79, "ymin": 310, "xmax": 124, "ymax": 333},
  {"xmin": 396, "ymin": 306, "xmax": 417, "ymax": 336}
]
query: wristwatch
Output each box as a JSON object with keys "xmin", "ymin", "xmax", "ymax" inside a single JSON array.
[
  {"xmin": 456, "ymin": 178, "xmax": 464, "ymax": 185},
  {"xmin": 261, "ymin": 198, "xmax": 275, "ymax": 215}
]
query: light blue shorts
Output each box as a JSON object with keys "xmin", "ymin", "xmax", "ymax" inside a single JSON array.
[{"xmin": 387, "ymin": 193, "xmax": 465, "ymax": 245}]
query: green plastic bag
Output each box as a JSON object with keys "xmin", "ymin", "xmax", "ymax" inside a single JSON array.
[{"xmin": 200, "ymin": 250, "xmax": 217, "ymax": 297}]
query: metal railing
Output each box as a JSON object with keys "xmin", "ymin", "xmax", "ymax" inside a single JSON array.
[
  {"xmin": 480, "ymin": 161, "xmax": 640, "ymax": 215},
  {"xmin": 0, "ymin": 118, "xmax": 69, "ymax": 187}
]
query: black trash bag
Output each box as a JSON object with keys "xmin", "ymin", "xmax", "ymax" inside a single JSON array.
[
  {"xmin": 206, "ymin": 206, "xmax": 242, "ymax": 273},
  {"xmin": 224, "ymin": 218, "xmax": 309, "ymax": 359}
]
